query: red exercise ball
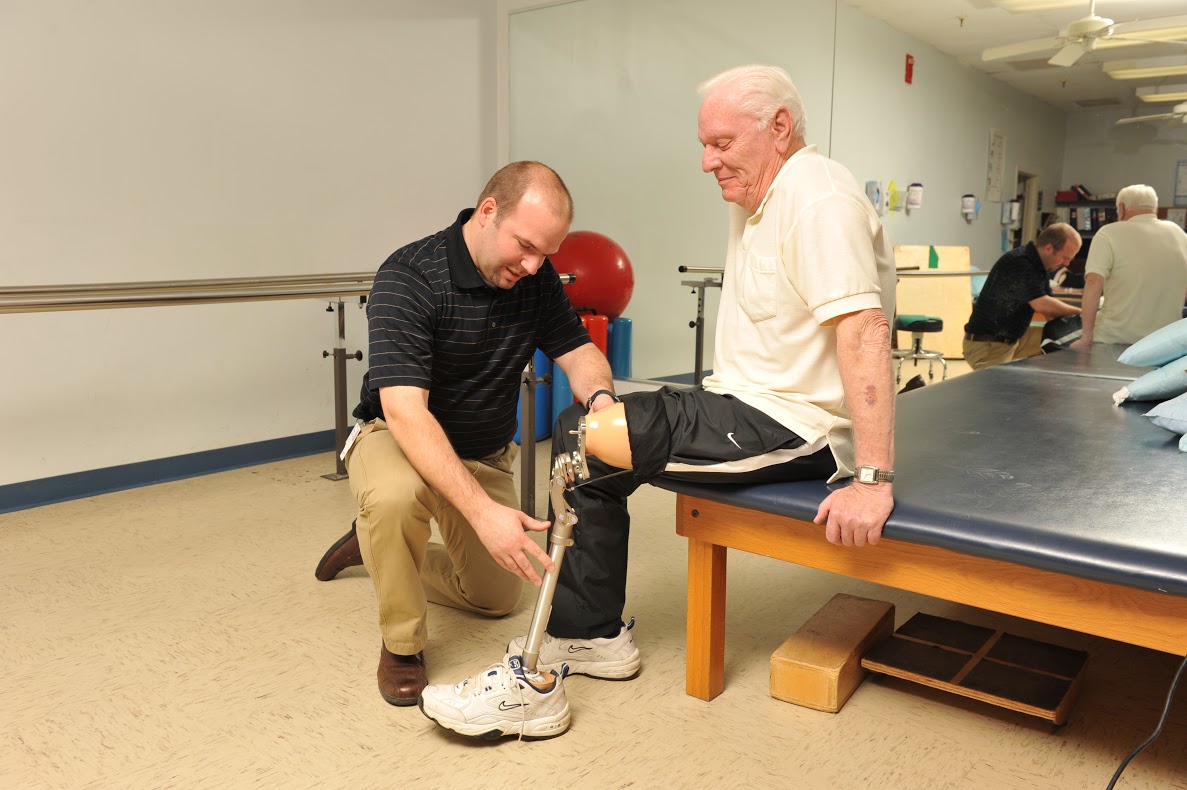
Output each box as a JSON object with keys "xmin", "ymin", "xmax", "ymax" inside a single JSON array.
[{"xmin": 549, "ymin": 230, "xmax": 634, "ymax": 320}]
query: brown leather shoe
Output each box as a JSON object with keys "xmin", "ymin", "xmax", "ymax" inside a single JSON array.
[
  {"xmin": 378, "ymin": 645, "xmax": 427, "ymax": 706},
  {"xmin": 314, "ymin": 521, "xmax": 364, "ymax": 581}
]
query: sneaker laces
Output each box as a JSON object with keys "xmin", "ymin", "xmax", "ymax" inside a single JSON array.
[{"xmin": 505, "ymin": 656, "xmax": 536, "ymax": 743}]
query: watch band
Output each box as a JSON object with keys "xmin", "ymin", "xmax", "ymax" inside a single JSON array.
[{"xmin": 585, "ymin": 389, "xmax": 620, "ymax": 411}]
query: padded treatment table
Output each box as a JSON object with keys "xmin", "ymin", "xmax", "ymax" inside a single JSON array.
[
  {"xmin": 659, "ymin": 358, "xmax": 1187, "ymax": 701},
  {"xmin": 1005, "ymin": 343, "xmax": 1137, "ymax": 381}
]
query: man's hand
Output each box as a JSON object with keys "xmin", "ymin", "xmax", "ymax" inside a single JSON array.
[
  {"xmin": 470, "ymin": 504, "xmax": 555, "ymax": 585},
  {"xmin": 1068, "ymin": 337, "xmax": 1092, "ymax": 350},
  {"xmin": 813, "ymin": 483, "xmax": 893, "ymax": 546}
]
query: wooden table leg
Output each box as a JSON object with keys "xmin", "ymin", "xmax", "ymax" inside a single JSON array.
[{"xmin": 686, "ymin": 537, "xmax": 727, "ymax": 700}]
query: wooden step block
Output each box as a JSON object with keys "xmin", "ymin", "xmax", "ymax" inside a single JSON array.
[
  {"xmin": 860, "ymin": 612, "xmax": 1089, "ymax": 724},
  {"xmin": 770, "ymin": 593, "xmax": 894, "ymax": 713}
]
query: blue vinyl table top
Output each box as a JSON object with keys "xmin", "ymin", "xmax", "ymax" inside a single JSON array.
[
  {"xmin": 1002, "ymin": 343, "xmax": 1139, "ymax": 381},
  {"xmin": 658, "ymin": 357, "xmax": 1187, "ymax": 597}
]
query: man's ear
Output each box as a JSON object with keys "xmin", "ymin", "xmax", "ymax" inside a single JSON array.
[
  {"xmin": 475, "ymin": 196, "xmax": 498, "ymax": 227},
  {"xmin": 771, "ymin": 106, "xmax": 794, "ymax": 153}
]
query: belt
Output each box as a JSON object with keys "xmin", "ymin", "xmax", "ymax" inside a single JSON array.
[{"xmin": 964, "ymin": 333, "xmax": 1013, "ymax": 344}]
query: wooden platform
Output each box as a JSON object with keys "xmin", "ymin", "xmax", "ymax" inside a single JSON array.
[
  {"xmin": 860, "ymin": 612, "xmax": 1088, "ymax": 724},
  {"xmin": 770, "ymin": 593, "xmax": 894, "ymax": 713}
]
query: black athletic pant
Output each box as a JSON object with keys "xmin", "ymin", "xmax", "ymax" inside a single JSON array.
[{"xmin": 546, "ymin": 386, "xmax": 836, "ymax": 639}]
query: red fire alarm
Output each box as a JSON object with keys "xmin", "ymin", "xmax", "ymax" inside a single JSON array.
[{"xmin": 905, "ymin": 54, "xmax": 915, "ymax": 84}]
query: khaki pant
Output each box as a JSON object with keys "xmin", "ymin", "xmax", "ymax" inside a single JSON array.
[
  {"xmin": 962, "ymin": 337, "xmax": 1020, "ymax": 371},
  {"xmin": 345, "ymin": 419, "xmax": 522, "ymax": 655}
]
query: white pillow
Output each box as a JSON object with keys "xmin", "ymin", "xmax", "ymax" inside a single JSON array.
[
  {"xmin": 1113, "ymin": 353, "xmax": 1187, "ymax": 404},
  {"xmin": 1146, "ymin": 392, "xmax": 1187, "ymax": 435},
  {"xmin": 1118, "ymin": 318, "xmax": 1187, "ymax": 368}
]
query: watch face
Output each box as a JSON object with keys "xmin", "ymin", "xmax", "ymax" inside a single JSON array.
[{"xmin": 857, "ymin": 466, "xmax": 875, "ymax": 483}]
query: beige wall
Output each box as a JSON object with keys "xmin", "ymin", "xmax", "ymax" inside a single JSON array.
[{"xmin": 0, "ymin": 0, "xmax": 496, "ymax": 486}]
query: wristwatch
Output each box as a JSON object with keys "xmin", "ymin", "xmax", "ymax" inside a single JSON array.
[
  {"xmin": 855, "ymin": 465, "xmax": 895, "ymax": 484},
  {"xmin": 585, "ymin": 389, "xmax": 621, "ymax": 411}
]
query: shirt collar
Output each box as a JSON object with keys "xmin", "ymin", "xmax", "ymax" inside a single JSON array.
[
  {"xmin": 446, "ymin": 208, "xmax": 490, "ymax": 290},
  {"xmin": 750, "ymin": 144, "xmax": 816, "ymax": 219}
]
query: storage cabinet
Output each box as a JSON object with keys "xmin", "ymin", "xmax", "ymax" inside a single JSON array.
[{"xmin": 1043, "ymin": 200, "xmax": 1118, "ymax": 275}]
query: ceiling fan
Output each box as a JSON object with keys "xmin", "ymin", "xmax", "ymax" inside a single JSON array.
[
  {"xmin": 982, "ymin": 1, "xmax": 1187, "ymax": 67},
  {"xmin": 1114, "ymin": 101, "xmax": 1187, "ymax": 125}
]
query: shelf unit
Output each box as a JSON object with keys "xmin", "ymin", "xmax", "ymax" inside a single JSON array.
[{"xmin": 1043, "ymin": 200, "xmax": 1118, "ymax": 273}]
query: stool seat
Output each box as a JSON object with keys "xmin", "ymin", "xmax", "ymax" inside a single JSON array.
[
  {"xmin": 894, "ymin": 315, "xmax": 943, "ymax": 333},
  {"xmin": 892, "ymin": 314, "xmax": 947, "ymax": 384}
]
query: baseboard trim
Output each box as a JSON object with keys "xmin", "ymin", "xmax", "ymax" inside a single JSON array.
[{"xmin": 0, "ymin": 430, "xmax": 336, "ymax": 514}]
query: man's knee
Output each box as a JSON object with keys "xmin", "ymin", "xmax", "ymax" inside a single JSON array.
[
  {"xmin": 463, "ymin": 572, "xmax": 523, "ymax": 617},
  {"xmin": 358, "ymin": 477, "xmax": 433, "ymax": 540}
]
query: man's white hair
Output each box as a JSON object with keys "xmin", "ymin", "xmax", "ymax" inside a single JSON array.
[
  {"xmin": 697, "ymin": 64, "xmax": 806, "ymax": 139},
  {"xmin": 1117, "ymin": 184, "xmax": 1158, "ymax": 213}
]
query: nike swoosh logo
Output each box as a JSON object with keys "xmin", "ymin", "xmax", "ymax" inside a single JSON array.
[
  {"xmin": 567, "ymin": 645, "xmax": 593, "ymax": 653},
  {"xmin": 727, "ymin": 432, "xmax": 741, "ymax": 449},
  {"xmin": 499, "ymin": 701, "xmax": 526, "ymax": 710}
]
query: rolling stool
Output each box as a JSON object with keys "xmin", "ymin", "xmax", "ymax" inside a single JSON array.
[{"xmin": 892, "ymin": 315, "xmax": 947, "ymax": 383}]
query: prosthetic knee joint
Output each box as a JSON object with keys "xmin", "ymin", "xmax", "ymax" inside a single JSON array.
[{"xmin": 520, "ymin": 402, "xmax": 631, "ymax": 673}]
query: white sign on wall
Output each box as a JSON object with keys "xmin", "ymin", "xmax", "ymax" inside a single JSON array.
[{"xmin": 986, "ymin": 128, "xmax": 1006, "ymax": 202}]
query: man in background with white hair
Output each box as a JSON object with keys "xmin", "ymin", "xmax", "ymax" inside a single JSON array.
[{"xmin": 1072, "ymin": 184, "xmax": 1187, "ymax": 347}]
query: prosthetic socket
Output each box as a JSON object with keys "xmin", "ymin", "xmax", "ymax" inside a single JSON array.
[{"xmin": 520, "ymin": 403, "xmax": 631, "ymax": 674}]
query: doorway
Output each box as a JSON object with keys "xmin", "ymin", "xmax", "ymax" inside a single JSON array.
[{"xmin": 1012, "ymin": 169, "xmax": 1040, "ymax": 249}]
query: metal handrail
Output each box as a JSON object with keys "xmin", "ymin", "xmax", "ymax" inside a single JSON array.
[
  {"xmin": 3, "ymin": 271, "xmax": 576, "ymax": 507},
  {"xmin": 0, "ymin": 271, "xmax": 577, "ymax": 312},
  {"xmin": 0, "ymin": 271, "xmax": 375, "ymax": 297},
  {"xmin": 0, "ymin": 282, "xmax": 372, "ymax": 314}
]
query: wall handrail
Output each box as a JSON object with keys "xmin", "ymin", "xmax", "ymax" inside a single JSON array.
[
  {"xmin": 0, "ymin": 271, "xmax": 376, "ymax": 298},
  {"xmin": 0, "ymin": 282, "xmax": 373, "ymax": 314}
]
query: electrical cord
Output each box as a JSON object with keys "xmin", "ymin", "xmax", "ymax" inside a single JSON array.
[{"xmin": 1105, "ymin": 652, "xmax": 1187, "ymax": 789}]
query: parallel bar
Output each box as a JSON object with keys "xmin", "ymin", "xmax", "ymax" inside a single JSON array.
[
  {"xmin": 0, "ymin": 285, "xmax": 371, "ymax": 314},
  {"xmin": 897, "ymin": 271, "xmax": 990, "ymax": 278},
  {"xmin": 0, "ymin": 272, "xmax": 375, "ymax": 297}
]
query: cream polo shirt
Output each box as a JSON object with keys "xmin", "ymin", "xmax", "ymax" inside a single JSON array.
[
  {"xmin": 702, "ymin": 145, "xmax": 896, "ymax": 481},
  {"xmin": 1085, "ymin": 214, "xmax": 1187, "ymax": 345}
]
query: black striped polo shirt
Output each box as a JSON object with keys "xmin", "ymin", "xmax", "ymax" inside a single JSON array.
[{"xmin": 353, "ymin": 209, "xmax": 590, "ymax": 459}]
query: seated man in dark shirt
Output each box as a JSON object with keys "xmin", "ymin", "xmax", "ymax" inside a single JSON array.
[{"xmin": 962, "ymin": 222, "xmax": 1082, "ymax": 370}]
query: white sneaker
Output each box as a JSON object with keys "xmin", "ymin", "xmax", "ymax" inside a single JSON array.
[
  {"xmin": 419, "ymin": 655, "xmax": 571, "ymax": 741},
  {"xmin": 506, "ymin": 617, "xmax": 640, "ymax": 680}
]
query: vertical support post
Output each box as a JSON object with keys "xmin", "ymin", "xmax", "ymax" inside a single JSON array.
[
  {"xmin": 520, "ymin": 357, "xmax": 537, "ymax": 517},
  {"xmin": 693, "ymin": 282, "xmax": 706, "ymax": 385},
  {"xmin": 323, "ymin": 299, "xmax": 350, "ymax": 481},
  {"xmin": 686, "ymin": 536, "xmax": 727, "ymax": 701},
  {"xmin": 681, "ymin": 273, "xmax": 720, "ymax": 386}
]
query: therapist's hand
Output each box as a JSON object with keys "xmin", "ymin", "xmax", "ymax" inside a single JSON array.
[
  {"xmin": 814, "ymin": 483, "xmax": 893, "ymax": 547},
  {"xmin": 1069, "ymin": 337, "xmax": 1092, "ymax": 350}
]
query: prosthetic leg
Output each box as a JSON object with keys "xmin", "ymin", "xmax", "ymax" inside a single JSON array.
[
  {"xmin": 418, "ymin": 403, "xmax": 635, "ymax": 739},
  {"xmin": 520, "ymin": 402, "xmax": 631, "ymax": 673}
]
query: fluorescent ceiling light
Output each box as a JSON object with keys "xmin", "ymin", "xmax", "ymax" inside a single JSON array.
[
  {"xmin": 1104, "ymin": 55, "xmax": 1187, "ymax": 80},
  {"xmin": 1136, "ymin": 84, "xmax": 1187, "ymax": 103},
  {"xmin": 997, "ymin": 0, "xmax": 1084, "ymax": 10}
]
